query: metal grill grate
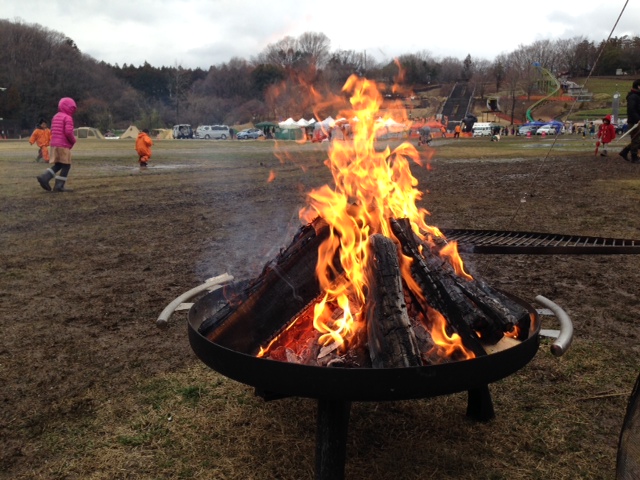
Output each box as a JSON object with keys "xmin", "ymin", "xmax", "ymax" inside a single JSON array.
[{"xmin": 440, "ymin": 229, "xmax": 640, "ymax": 254}]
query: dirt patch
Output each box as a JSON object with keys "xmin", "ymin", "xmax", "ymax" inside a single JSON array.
[{"xmin": 1, "ymin": 138, "xmax": 640, "ymax": 479}]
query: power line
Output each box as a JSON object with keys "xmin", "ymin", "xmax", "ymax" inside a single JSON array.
[{"xmin": 506, "ymin": 0, "xmax": 630, "ymax": 227}]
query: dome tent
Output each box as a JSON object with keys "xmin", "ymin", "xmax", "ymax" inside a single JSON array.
[
  {"xmin": 74, "ymin": 127, "xmax": 104, "ymax": 139},
  {"xmin": 120, "ymin": 125, "xmax": 140, "ymax": 139}
]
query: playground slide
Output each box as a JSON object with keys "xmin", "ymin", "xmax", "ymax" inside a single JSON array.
[{"xmin": 525, "ymin": 66, "xmax": 562, "ymax": 123}]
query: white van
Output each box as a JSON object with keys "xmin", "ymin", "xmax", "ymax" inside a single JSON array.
[
  {"xmin": 472, "ymin": 123, "xmax": 498, "ymax": 137},
  {"xmin": 173, "ymin": 124, "xmax": 193, "ymax": 139},
  {"xmin": 195, "ymin": 125, "xmax": 230, "ymax": 140}
]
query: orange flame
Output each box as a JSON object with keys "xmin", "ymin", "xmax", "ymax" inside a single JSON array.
[
  {"xmin": 440, "ymin": 241, "xmax": 473, "ymax": 280},
  {"xmin": 297, "ymin": 75, "xmax": 466, "ymax": 353},
  {"xmin": 426, "ymin": 307, "xmax": 476, "ymax": 360}
]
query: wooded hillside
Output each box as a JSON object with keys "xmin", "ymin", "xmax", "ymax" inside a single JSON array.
[{"xmin": 0, "ymin": 19, "xmax": 638, "ymax": 135}]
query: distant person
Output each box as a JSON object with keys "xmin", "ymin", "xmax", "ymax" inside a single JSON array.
[
  {"xmin": 135, "ymin": 128, "xmax": 153, "ymax": 168},
  {"xmin": 619, "ymin": 79, "xmax": 640, "ymax": 163},
  {"xmin": 453, "ymin": 124, "xmax": 461, "ymax": 138},
  {"xmin": 36, "ymin": 97, "xmax": 77, "ymax": 192},
  {"xmin": 29, "ymin": 117, "xmax": 51, "ymax": 163},
  {"xmin": 596, "ymin": 115, "xmax": 616, "ymax": 157},
  {"xmin": 417, "ymin": 126, "xmax": 432, "ymax": 146}
]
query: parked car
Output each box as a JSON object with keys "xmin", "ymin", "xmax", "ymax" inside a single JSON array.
[
  {"xmin": 236, "ymin": 128, "xmax": 265, "ymax": 140},
  {"xmin": 173, "ymin": 124, "xmax": 194, "ymax": 139},
  {"xmin": 536, "ymin": 124, "xmax": 561, "ymax": 135},
  {"xmin": 615, "ymin": 123, "xmax": 628, "ymax": 135},
  {"xmin": 195, "ymin": 125, "xmax": 230, "ymax": 139},
  {"xmin": 518, "ymin": 124, "xmax": 540, "ymax": 136}
]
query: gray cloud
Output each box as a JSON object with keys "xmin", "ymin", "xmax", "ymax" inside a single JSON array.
[{"xmin": 3, "ymin": 0, "xmax": 636, "ymax": 68}]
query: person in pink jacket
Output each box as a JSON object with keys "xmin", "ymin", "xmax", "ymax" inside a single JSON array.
[{"xmin": 36, "ymin": 97, "xmax": 77, "ymax": 192}]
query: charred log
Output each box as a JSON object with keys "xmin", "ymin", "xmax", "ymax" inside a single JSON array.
[
  {"xmin": 390, "ymin": 218, "xmax": 489, "ymax": 355},
  {"xmin": 366, "ymin": 234, "xmax": 423, "ymax": 368},
  {"xmin": 199, "ymin": 218, "xmax": 336, "ymax": 354},
  {"xmin": 418, "ymin": 226, "xmax": 530, "ymax": 338},
  {"xmin": 456, "ymin": 281, "xmax": 531, "ymax": 340}
]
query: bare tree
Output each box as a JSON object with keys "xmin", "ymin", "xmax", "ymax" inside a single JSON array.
[
  {"xmin": 169, "ymin": 63, "xmax": 190, "ymax": 123},
  {"xmin": 297, "ymin": 32, "xmax": 331, "ymax": 70},
  {"xmin": 471, "ymin": 58, "xmax": 493, "ymax": 99},
  {"xmin": 257, "ymin": 36, "xmax": 301, "ymax": 70},
  {"xmin": 438, "ymin": 57, "xmax": 464, "ymax": 83}
]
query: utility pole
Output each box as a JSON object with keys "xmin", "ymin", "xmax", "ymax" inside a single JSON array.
[{"xmin": 612, "ymin": 85, "xmax": 620, "ymax": 125}]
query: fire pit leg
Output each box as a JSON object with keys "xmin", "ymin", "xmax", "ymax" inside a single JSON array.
[
  {"xmin": 316, "ymin": 399, "xmax": 351, "ymax": 480},
  {"xmin": 466, "ymin": 385, "xmax": 495, "ymax": 422}
]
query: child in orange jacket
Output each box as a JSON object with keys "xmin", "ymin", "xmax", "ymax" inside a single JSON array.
[
  {"xmin": 135, "ymin": 129, "xmax": 153, "ymax": 167},
  {"xmin": 597, "ymin": 115, "xmax": 616, "ymax": 156},
  {"xmin": 29, "ymin": 118, "xmax": 52, "ymax": 163}
]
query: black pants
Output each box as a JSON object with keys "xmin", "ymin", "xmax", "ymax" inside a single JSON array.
[
  {"xmin": 626, "ymin": 123, "xmax": 640, "ymax": 154},
  {"xmin": 51, "ymin": 163, "xmax": 71, "ymax": 177}
]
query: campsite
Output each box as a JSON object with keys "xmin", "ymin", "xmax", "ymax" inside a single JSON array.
[{"xmin": 2, "ymin": 132, "xmax": 640, "ymax": 479}]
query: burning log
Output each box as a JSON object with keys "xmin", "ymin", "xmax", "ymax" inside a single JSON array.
[
  {"xmin": 390, "ymin": 218, "xmax": 490, "ymax": 355},
  {"xmin": 390, "ymin": 218, "xmax": 530, "ymax": 346},
  {"xmin": 199, "ymin": 217, "xmax": 335, "ymax": 354},
  {"xmin": 198, "ymin": 214, "xmax": 529, "ymax": 366},
  {"xmin": 454, "ymin": 280, "xmax": 530, "ymax": 341},
  {"xmin": 366, "ymin": 234, "xmax": 423, "ymax": 368}
]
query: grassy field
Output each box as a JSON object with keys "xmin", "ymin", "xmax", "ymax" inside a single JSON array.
[
  {"xmin": 2, "ymin": 135, "xmax": 640, "ymax": 480},
  {"xmin": 564, "ymin": 77, "xmax": 633, "ymax": 122},
  {"xmin": 574, "ymin": 77, "xmax": 632, "ymax": 96}
]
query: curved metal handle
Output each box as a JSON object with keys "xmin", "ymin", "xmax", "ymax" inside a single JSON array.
[
  {"xmin": 535, "ymin": 295, "xmax": 573, "ymax": 356},
  {"xmin": 156, "ymin": 273, "xmax": 233, "ymax": 328}
]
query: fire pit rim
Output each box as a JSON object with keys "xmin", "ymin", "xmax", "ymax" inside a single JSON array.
[{"xmin": 187, "ymin": 286, "xmax": 541, "ymax": 402}]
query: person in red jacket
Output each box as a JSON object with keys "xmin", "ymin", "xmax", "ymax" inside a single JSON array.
[
  {"xmin": 135, "ymin": 128, "xmax": 153, "ymax": 168},
  {"xmin": 36, "ymin": 97, "xmax": 77, "ymax": 192},
  {"xmin": 597, "ymin": 114, "xmax": 616, "ymax": 157},
  {"xmin": 29, "ymin": 118, "xmax": 51, "ymax": 163}
]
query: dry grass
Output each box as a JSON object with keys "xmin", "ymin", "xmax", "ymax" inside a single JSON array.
[{"xmin": 1, "ymin": 135, "xmax": 639, "ymax": 479}]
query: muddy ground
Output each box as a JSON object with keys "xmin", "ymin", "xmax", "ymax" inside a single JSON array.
[{"xmin": 1, "ymin": 137, "xmax": 639, "ymax": 479}]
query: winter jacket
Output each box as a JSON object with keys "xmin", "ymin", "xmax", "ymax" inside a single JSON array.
[
  {"xmin": 135, "ymin": 132, "xmax": 153, "ymax": 159},
  {"xmin": 626, "ymin": 88, "xmax": 640, "ymax": 125},
  {"xmin": 29, "ymin": 127, "xmax": 51, "ymax": 147},
  {"xmin": 597, "ymin": 115, "xmax": 616, "ymax": 144},
  {"xmin": 50, "ymin": 97, "xmax": 77, "ymax": 149}
]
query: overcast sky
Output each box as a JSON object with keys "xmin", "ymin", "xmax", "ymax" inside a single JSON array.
[{"xmin": 2, "ymin": 0, "xmax": 637, "ymax": 69}]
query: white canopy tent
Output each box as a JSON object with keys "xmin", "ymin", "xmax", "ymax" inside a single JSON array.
[{"xmin": 279, "ymin": 118, "xmax": 297, "ymax": 127}]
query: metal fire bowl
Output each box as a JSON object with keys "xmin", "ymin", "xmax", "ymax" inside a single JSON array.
[{"xmin": 188, "ymin": 285, "xmax": 541, "ymax": 402}]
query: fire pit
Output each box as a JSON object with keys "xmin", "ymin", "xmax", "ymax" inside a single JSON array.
[
  {"xmin": 189, "ymin": 282, "xmax": 541, "ymax": 402},
  {"xmin": 159, "ymin": 76, "xmax": 576, "ymax": 479},
  {"xmin": 183, "ymin": 280, "xmax": 571, "ymax": 480}
]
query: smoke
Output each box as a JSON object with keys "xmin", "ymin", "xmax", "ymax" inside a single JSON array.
[{"xmin": 195, "ymin": 204, "xmax": 304, "ymax": 283}]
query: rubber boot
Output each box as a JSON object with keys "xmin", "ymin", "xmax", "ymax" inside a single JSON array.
[
  {"xmin": 36, "ymin": 168, "xmax": 55, "ymax": 191},
  {"xmin": 619, "ymin": 147, "xmax": 630, "ymax": 161},
  {"xmin": 53, "ymin": 176, "xmax": 72, "ymax": 192}
]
